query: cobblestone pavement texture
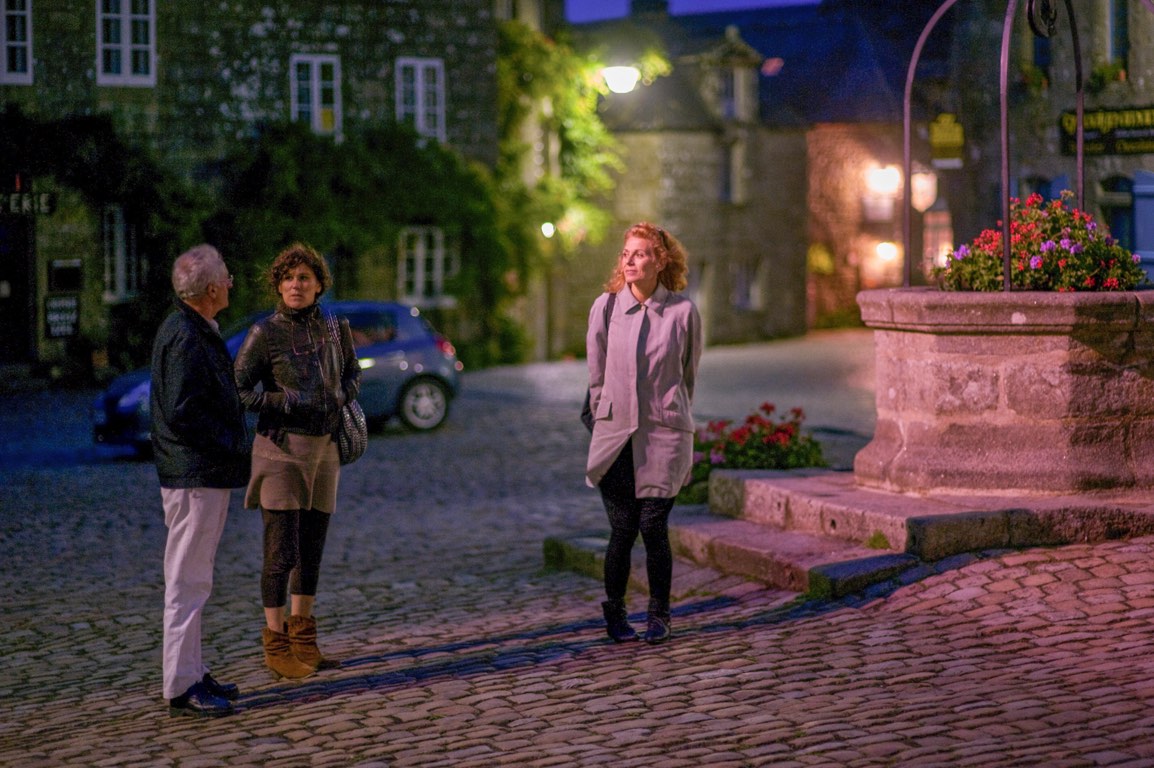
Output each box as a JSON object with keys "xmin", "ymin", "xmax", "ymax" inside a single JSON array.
[{"xmin": 4, "ymin": 339, "xmax": 1154, "ymax": 767}]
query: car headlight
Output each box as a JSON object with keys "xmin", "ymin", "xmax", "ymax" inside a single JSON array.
[{"xmin": 118, "ymin": 381, "xmax": 151, "ymax": 416}]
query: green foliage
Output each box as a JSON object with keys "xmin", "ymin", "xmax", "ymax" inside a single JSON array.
[
  {"xmin": 933, "ymin": 191, "xmax": 1147, "ymax": 292},
  {"xmin": 1088, "ymin": 61, "xmax": 1127, "ymax": 94},
  {"xmin": 676, "ymin": 403, "xmax": 827, "ymax": 503},
  {"xmin": 206, "ymin": 121, "xmax": 524, "ymax": 366},
  {"xmin": 0, "ymin": 107, "xmax": 210, "ymax": 372},
  {"xmin": 496, "ymin": 21, "xmax": 646, "ymax": 255}
]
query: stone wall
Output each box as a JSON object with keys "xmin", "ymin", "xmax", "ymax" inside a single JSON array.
[
  {"xmin": 3, "ymin": 0, "xmax": 499, "ymax": 175},
  {"xmin": 857, "ymin": 287, "xmax": 1154, "ymax": 496}
]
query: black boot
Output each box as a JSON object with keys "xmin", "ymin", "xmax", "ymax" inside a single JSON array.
[
  {"xmin": 601, "ymin": 599, "xmax": 639, "ymax": 642},
  {"xmin": 643, "ymin": 598, "xmax": 671, "ymax": 645}
]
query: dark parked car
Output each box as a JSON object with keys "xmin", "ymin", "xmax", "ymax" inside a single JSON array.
[{"xmin": 92, "ymin": 300, "xmax": 463, "ymax": 454}]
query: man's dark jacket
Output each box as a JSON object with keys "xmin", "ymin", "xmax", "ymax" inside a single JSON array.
[{"xmin": 150, "ymin": 300, "xmax": 250, "ymax": 489}]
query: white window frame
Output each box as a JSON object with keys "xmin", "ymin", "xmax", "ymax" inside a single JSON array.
[
  {"xmin": 96, "ymin": 0, "xmax": 156, "ymax": 87},
  {"xmin": 396, "ymin": 57, "xmax": 446, "ymax": 143},
  {"xmin": 102, "ymin": 205, "xmax": 142, "ymax": 302},
  {"xmin": 397, "ymin": 227, "xmax": 458, "ymax": 308},
  {"xmin": 290, "ymin": 53, "xmax": 342, "ymax": 137},
  {"xmin": 1, "ymin": 0, "xmax": 33, "ymax": 85}
]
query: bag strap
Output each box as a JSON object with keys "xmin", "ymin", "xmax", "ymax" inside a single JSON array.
[{"xmin": 324, "ymin": 311, "xmax": 346, "ymax": 376}]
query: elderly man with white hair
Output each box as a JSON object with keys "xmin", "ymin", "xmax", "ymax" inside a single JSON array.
[{"xmin": 150, "ymin": 244, "xmax": 250, "ymax": 717}]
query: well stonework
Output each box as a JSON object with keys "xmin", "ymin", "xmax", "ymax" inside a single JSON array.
[{"xmin": 855, "ymin": 287, "xmax": 1154, "ymax": 496}]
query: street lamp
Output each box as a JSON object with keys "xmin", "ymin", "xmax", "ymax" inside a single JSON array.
[
  {"xmin": 602, "ymin": 65, "xmax": 641, "ymax": 94},
  {"xmin": 863, "ymin": 164, "xmax": 901, "ymax": 222}
]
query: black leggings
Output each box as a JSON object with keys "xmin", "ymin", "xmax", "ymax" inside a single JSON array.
[
  {"xmin": 598, "ymin": 441, "xmax": 675, "ymax": 605},
  {"xmin": 261, "ymin": 508, "xmax": 331, "ymax": 608}
]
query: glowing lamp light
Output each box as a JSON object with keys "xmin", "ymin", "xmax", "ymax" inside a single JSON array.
[
  {"xmin": 876, "ymin": 242, "xmax": 900, "ymax": 262},
  {"xmin": 602, "ymin": 65, "xmax": 641, "ymax": 94},
  {"xmin": 866, "ymin": 165, "xmax": 902, "ymax": 197},
  {"xmin": 541, "ymin": 222, "xmax": 556, "ymax": 238},
  {"xmin": 911, "ymin": 170, "xmax": 938, "ymax": 213}
]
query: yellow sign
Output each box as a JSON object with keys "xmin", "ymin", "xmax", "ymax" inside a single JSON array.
[{"xmin": 929, "ymin": 113, "xmax": 964, "ymax": 169}]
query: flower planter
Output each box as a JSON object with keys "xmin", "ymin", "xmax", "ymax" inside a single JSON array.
[{"xmin": 855, "ymin": 287, "xmax": 1154, "ymax": 496}]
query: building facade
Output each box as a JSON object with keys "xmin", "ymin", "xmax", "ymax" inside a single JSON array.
[{"xmin": 0, "ymin": 0, "xmax": 519, "ymax": 377}]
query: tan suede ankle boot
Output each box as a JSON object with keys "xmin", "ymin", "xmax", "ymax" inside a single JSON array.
[
  {"xmin": 286, "ymin": 615, "xmax": 332, "ymax": 671},
  {"xmin": 262, "ymin": 625, "xmax": 315, "ymax": 679}
]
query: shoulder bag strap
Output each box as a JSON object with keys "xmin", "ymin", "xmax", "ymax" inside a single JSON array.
[{"xmin": 324, "ymin": 311, "xmax": 346, "ymax": 376}]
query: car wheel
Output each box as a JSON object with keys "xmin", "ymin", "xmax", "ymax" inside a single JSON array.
[{"xmin": 398, "ymin": 378, "xmax": 449, "ymax": 431}]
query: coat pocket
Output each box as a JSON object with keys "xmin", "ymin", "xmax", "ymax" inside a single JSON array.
[{"xmin": 659, "ymin": 406, "xmax": 694, "ymax": 432}]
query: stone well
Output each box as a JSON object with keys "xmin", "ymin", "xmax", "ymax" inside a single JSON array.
[{"xmin": 855, "ymin": 287, "xmax": 1154, "ymax": 496}]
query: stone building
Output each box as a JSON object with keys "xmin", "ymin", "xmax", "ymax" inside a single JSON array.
[
  {"xmin": 953, "ymin": 0, "xmax": 1154, "ymax": 269},
  {"xmin": 556, "ymin": 0, "xmax": 956, "ymax": 353},
  {"xmin": 556, "ymin": 3, "xmax": 810, "ymax": 356},
  {"xmin": 0, "ymin": 0, "xmax": 558, "ymax": 377}
]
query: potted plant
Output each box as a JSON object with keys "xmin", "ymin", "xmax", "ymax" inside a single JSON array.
[{"xmin": 856, "ymin": 192, "xmax": 1153, "ymax": 496}]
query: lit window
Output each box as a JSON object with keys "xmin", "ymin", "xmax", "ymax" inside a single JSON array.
[
  {"xmin": 102, "ymin": 206, "xmax": 143, "ymax": 302},
  {"xmin": 396, "ymin": 58, "xmax": 446, "ymax": 143},
  {"xmin": 290, "ymin": 54, "xmax": 342, "ymax": 137},
  {"xmin": 397, "ymin": 227, "xmax": 458, "ymax": 308},
  {"xmin": 96, "ymin": 0, "xmax": 155, "ymax": 87},
  {"xmin": 2, "ymin": 0, "xmax": 32, "ymax": 85}
]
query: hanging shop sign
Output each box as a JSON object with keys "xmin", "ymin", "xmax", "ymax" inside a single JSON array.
[
  {"xmin": 1060, "ymin": 106, "xmax": 1154, "ymax": 156},
  {"xmin": 930, "ymin": 113, "xmax": 965, "ymax": 169}
]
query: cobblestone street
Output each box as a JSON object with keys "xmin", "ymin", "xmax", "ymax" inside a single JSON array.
[{"xmin": 4, "ymin": 341, "xmax": 1154, "ymax": 766}]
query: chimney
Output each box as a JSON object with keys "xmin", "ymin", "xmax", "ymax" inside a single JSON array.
[{"xmin": 631, "ymin": 0, "xmax": 669, "ymax": 18}]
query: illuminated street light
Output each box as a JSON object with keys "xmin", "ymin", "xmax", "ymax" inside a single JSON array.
[
  {"xmin": 911, "ymin": 169, "xmax": 938, "ymax": 213},
  {"xmin": 602, "ymin": 65, "xmax": 641, "ymax": 94}
]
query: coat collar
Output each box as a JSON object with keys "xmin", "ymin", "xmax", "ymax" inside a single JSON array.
[{"xmin": 618, "ymin": 283, "xmax": 671, "ymax": 316}]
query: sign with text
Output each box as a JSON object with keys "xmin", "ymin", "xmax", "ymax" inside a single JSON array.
[
  {"xmin": 929, "ymin": 113, "xmax": 965, "ymax": 169},
  {"xmin": 44, "ymin": 294, "xmax": 79, "ymax": 339},
  {"xmin": 1060, "ymin": 106, "xmax": 1154, "ymax": 156},
  {"xmin": 0, "ymin": 191, "xmax": 56, "ymax": 215}
]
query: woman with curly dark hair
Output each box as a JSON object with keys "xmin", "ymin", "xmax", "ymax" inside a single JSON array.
[
  {"xmin": 585, "ymin": 222, "xmax": 702, "ymax": 644},
  {"xmin": 234, "ymin": 243, "xmax": 359, "ymax": 679}
]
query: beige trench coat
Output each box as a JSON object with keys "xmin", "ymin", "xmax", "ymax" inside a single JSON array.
[{"xmin": 585, "ymin": 285, "xmax": 703, "ymax": 498}]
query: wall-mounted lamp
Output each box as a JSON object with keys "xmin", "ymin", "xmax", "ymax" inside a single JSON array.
[
  {"xmin": 911, "ymin": 169, "xmax": 938, "ymax": 213},
  {"xmin": 863, "ymin": 164, "xmax": 902, "ymax": 222},
  {"xmin": 875, "ymin": 241, "xmax": 900, "ymax": 262},
  {"xmin": 602, "ymin": 65, "xmax": 641, "ymax": 94}
]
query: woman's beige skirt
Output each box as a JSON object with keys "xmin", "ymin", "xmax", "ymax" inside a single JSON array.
[{"xmin": 245, "ymin": 432, "xmax": 340, "ymax": 513}]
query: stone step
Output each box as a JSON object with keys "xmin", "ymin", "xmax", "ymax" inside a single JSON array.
[
  {"xmin": 546, "ymin": 468, "xmax": 1154, "ymax": 601},
  {"xmin": 711, "ymin": 468, "xmax": 1154, "ymax": 560},
  {"xmin": 668, "ymin": 504, "xmax": 916, "ymax": 598}
]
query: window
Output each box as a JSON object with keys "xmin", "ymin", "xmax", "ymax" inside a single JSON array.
[
  {"xmin": 1101, "ymin": 176, "xmax": 1135, "ymax": 251},
  {"xmin": 396, "ymin": 58, "xmax": 446, "ymax": 143},
  {"xmin": 1109, "ymin": 0, "xmax": 1129, "ymax": 66},
  {"xmin": 96, "ymin": 0, "xmax": 155, "ymax": 87},
  {"xmin": 729, "ymin": 259, "xmax": 764, "ymax": 310},
  {"xmin": 289, "ymin": 54, "xmax": 342, "ymax": 137},
  {"xmin": 102, "ymin": 206, "xmax": 142, "ymax": 302},
  {"xmin": 2, "ymin": 0, "xmax": 32, "ymax": 85},
  {"xmin": 721, "ymin": 139, "xmax": 747, "ymax": 204},
  {"xmin": 1019, "ymin": 175, "xmax": 1053, "ymax": 201},
  {"xmin": 397, "ymin": 227, "xmax": 458, "ymax": 307}
]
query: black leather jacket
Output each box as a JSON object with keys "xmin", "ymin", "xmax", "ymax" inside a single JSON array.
[
  {"xmin": 150, "ymin": 300, "xmax": 251, "ymax": 488},
  {"xmin": 234, "ymin": 302, "xmax": 360, "ymax": 440}
]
